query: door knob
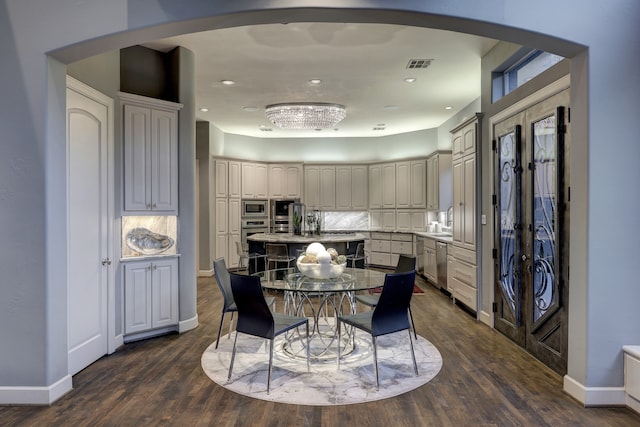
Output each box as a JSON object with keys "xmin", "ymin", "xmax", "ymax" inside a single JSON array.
[
  {"xmin": 101, "ymin": 258, "xmax": 112, "ymax": 266},
  {"xmin": 521, "ymin": 254, "xmax": 529, "ymax": 262}
]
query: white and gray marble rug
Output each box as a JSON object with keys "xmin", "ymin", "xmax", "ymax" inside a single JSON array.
[{"xmin": 201, "ymin": 328, "xmax": 443, "ymax": 405}]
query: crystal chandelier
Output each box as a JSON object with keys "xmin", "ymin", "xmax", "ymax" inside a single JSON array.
[{"xmin": 265, "ymin": 103, "xmax": 346, "ymax": 129}]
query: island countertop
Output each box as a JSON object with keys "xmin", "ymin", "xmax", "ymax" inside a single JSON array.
[{"xmin": 247, "ymin": 232, "xmax": 367, "ymax": 244}]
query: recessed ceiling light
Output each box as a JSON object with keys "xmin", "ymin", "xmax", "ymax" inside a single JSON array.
[
  {"xmin": 199, "ymin": 107, "xmax": 209, "ymax": 112},
  {"xmin": 221, "ymin": 80, "xmax": 236, "ymax": 86},
  {"xmin": 243, "ymin": 106, "xmax": 258, "ymax": 112},
  {"xmin": 404, "ymin": 77, "xmax": 417, "ymax": 83},
  {"xmin": 445, "ymin": 106, "xmax": 453, "ymax": 110},
  {"xmin": 308, "ymin": 79, "xmax": 322, "ymax": 85},
  {"xmin": 383, "ymin": 105, "xmax": 399, "ymax": 110}
]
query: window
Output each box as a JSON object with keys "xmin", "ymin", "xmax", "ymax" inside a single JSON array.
[{"xmin": 493, "ymin": 49, "xmax": 564, "ymax": 102}]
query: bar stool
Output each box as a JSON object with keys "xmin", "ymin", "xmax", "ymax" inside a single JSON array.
[
  {"xmin": 235, "ymin": 241, "xmax": 266, "ymax": 273},
  {"xmin": 265, "ymin": 243, "xmax": 295, "ymax": 270}
]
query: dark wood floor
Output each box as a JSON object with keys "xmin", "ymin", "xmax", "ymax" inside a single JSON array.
[{"xmin": 3, "ymin": 273, "xmax": 639, "ymax": 426}]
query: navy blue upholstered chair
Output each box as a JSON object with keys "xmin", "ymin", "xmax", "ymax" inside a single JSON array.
[
  {"xmin": 213, "ymin": 257, "xmax": 274, "ymax": 349},
  {"xmin": 227, "ymin": 273, "xmax": 309, "ymax": 394},
  {"xmin": 337, "ymin": 270, "xmax": 419, "ymax": 390},
  {"xmin": 355, "ymin": 254, "xmax": 418, "ymax": 339}
]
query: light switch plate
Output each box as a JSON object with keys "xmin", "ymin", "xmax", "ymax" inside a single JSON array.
[{"xmin": 481, "ymin": 214, "xmax": 487, "ymax": 225}]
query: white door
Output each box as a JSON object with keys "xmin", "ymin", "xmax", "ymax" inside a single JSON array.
[{"xmin": 67, "ymin": 77, "xmax": 113, "ymax": 375}]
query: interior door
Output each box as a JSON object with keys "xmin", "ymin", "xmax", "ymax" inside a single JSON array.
[
  {"xmin": 67, "ymin": 78, "xmax": 113, "ymax": 375},
  {"xmin": 493, "ymin": 89, "xmax": 570, "ymax": 375}
]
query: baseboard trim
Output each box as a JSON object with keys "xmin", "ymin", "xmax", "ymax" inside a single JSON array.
[
  {"xmin": 179, "ymin": 314, "xmax": 199, "ymax": 333},
  {"xmin": 198, "ymin": 269, "xmax": 213, "ymax": 277},
  {"xmin": 479, "ymin": 309, "xmax": 492, "ymax": 327},
  {"xmin": 563, "ymin": 375, "xmax": 626, "ymax": 406},
  {"xmin": 0, "ymin": 374, "xmax": 73, "ymax": 405}
]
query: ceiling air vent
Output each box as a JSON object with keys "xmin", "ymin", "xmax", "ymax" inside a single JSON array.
[
  {"xmin": 406, "ymin": 59, "xmax": 433, "ymax": 69},
  {"xmin": 259, "ymin": 127, "xmax": 273, "ymax": 132}
]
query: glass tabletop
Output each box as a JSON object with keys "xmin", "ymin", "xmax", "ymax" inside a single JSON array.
[{"xmin": 255, "ymin": 267, "xmax": 387, "ymax": 293}]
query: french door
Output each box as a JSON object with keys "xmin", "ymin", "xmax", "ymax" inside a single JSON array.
[{"xmin": 493, "ymin": 89, "xmax": 570, "ymax": 375}]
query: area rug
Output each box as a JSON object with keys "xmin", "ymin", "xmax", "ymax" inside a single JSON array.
[
  {"xmin": 201, "ymin": 329, "xmax": 442, "ymax": 405},
  {"xmin": 368, "ymin": 284, "xmax": 424, "ymax": 294}
]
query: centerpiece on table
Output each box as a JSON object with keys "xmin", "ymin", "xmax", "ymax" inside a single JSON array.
[{"xmin": 296, "ymin": 242, "xmax": 347, "ymax": 279}]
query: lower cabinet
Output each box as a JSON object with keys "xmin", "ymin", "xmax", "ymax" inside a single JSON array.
[
  {"xmin": 423, "ymin": 238, "xmax": 437, "ymax": 284},
  {"xmin": 123, "ymin": 257, "xmax": 179, "ymax": 339},
  {"xmin": 369, "ymin": 232, "xmax": 414, "ymax": 268},
  {"xmin": 448, "ymin": 245, "xmax": 477, "ymax": 311}
]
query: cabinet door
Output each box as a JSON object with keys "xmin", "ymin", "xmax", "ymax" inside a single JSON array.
[
  {"xmin": 369, "ymin": 210, "xmax": 382, "ymax": 230},
  {"xmin": 381, "ymin": 209, "xmax": 396, "ymax": 231},
  {"xmin": 215, "ymin": 198, "xmax": 228, "ymax": 234},
  {"xmin": 269, "ymin": 164, "xmax": 285, "ymax": 199},
  {"xmin": 228, "ymin": 233, "xmax": 241, "ymax": 268},
  {"xmin": 151, "ymin": 259, "xmax": 179, "ymax": 328},
  {"xmin": 284, "ymin": 165, "xmax": 302, "ymax": 198},
  {"xmin": 396, "ymin": 210, "xmax": 411, "ymax": 231},
  {"xmin": 241, "ymin": 162, "xmax": 257, "ymax": 198},
  {"xmin": 228, "ymin": 161, "xmax": 242, "ymax": 199},
  {"xmin": 335, "ymin": 166, "xmax": 352, "ymax": 210},
  {"xmin": 150, "ymin": 109, "xmax": 178, "ymax": 212},
  {"xmin": 461, "ymin": 154, "xmax": 476, "ymax": 249},
  {"xmin": 214, "ymin": 159, "xmax": 228, "ymax": 198},
  {"xmin": 319, "ymin": 166, "xmax": 336, "ymax": 210},
  {"xmin": 304, "ymin": 166, "xmax": 320, "ymax": 208},
  {"xmin": 452, "ymin": 158, "xmax": 463, "ymax": 245},
  {"xmin": 351, "ymin": 165, "xmax": 368, "ymax": 210},
  {"xmin": 254, "ymin": 163, "xmax": 268, "ymax": 198},
  {"xmin": 381, "ymin": 163, "xmax": 396, "ymax": 208},
  {"xmin": 123, "ymin": 104, "xmax": 151, "ymax": 211},
  {"xmin": 124, "ymin": 262, "xmax": 152, "ymax": 334},
  {"xmin": 228, "ymin": 198, "xmax": 241, "ymax": 234},
  {"xmin": 410, "ymin": 160, "xmax": 426, "ymax": 208},
  {"xmin": 395, "ymin": 161, "xmax": 411, "ymax": 208},
  {"xmin": 427, "ymin": 155, "xmax": 439, "ymax": 210},
  {"xmin": 410, "ymin": 210, "xmax": 426, "ymax": 230},
  {"xmin": 368, "ymin": 164, "xmax": 382, "ymax": 208}
]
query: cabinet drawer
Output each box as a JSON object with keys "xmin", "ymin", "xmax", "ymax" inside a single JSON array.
[
  {"xmin": 371, "ymin": 252, "xmax": 392, "ymax": 267},
  {"xmin": 392, "ymin": 233, "xmax": 414, "ymax": 242},
  {"xmin": 371, "ymin": 240, "xmax": 391, "ymax": 252},
  {"xmin": 451, "ymin": 277, "xmax": 477, "ymax": 311},
  {"xmin": 451, "ymin": 245, "xmax": 476, "ymax": 265},
  {"xmin": 391, "ymin": 241, "xmax": 413, "ymax": 254},
  {"xmin": 370, "ymin": 232, "xmax": 391, "ymax": 240},
  {"xmin": 424, "ymin": 238, "xmax": 436, "ymax": 250},
  {"xmin": 451, "ymin": 258, "xmax": 477, "ymax": 288}
]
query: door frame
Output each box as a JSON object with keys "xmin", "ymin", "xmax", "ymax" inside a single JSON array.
[
  {"xmin": 66, "ymin": 76, "xmax": 118, "ymax": 363},
  {"xmin": 485, "ymin": 75, "xmax": 570, "ymax": 326}
]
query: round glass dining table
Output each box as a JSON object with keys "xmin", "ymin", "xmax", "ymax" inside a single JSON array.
[{"xmin": 254, "ymin": 267, "xmax": 387, "ymax": 360}]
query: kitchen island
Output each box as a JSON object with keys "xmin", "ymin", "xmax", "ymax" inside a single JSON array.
[{"xmin": 247, "ymin": 232, "xmax": 367, "ymax": 273}]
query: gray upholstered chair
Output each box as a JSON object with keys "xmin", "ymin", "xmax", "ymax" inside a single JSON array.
[
  {"xmin": 355, "ymin": 254, "xmax": 418, "ymax": 339},
  {"xmin": 213, "ymin": 257, "xmax": 274, "ymax": 349},
  {"xmin": 337, "ymin": 270, "xmax": 419, "ymax": 390},
  {"xmin": 227, "ymin": 273, "xmax": 309, "ymax": 394}
]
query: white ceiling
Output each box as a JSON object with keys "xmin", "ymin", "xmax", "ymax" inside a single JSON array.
[{"xmin": 144, "ymin": 22, "xmax": 498, "ymax": 138}]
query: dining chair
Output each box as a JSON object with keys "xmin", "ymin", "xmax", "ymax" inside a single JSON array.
[
  {"xmin": 345, "ymin": 242, "xmax": 367, "ymax": 268},
  {"xmin": 227, "ymin": 273, "xmax": 309, "ymax": 394},
  {"xmin": 355, "ymin": 254, "xmax": 418, "ymax": 338},
  {"xmin": 213, "ymin": 257, "xmax": 275, "ymax": 349},
  {"xmin": 337, "ymin": 270, "xmax": 419, "ymax": 390},
  {"xmin": 235, "ymin": 240, "xmax": 266, "ymax": 273},
  {"xmin": 265, "ymin": 243, "xmax": 295, "ymax": 270}
]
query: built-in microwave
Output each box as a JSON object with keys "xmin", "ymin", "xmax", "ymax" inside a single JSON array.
[{"xmin": 241, "ymin": 199, "xmax": 268, "ymax": 217}]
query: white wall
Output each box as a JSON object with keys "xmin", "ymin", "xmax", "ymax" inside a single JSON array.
[{"xmin": 2, "ymin": 0, "xmax": 640, "ymax": 405}]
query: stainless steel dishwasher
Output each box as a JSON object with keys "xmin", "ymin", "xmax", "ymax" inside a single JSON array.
[{"xmin": 436, "ymin": 241, "xmax": 448, "ymax": 290}]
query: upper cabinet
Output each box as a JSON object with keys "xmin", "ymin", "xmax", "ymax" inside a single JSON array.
[
  {"xmin": 304, "ymin": 165, "xmax": 336, "ymax": 210},
  {"xmin": 370, "ymin": 160, "xmax": 425, "ymax": 209},
  {"xmin": 335, "ymin": 165, "xmax": 368, "ymax": 210},
  {"xmin": 426, "ymin": 152, "xmax": 452, "ymax": 211},
  {"xmin": 241, "ymin": 162, "xmax": 268, "ymax": 199},
  {"xmin": 121, "ymin": 92, "xmax": 182, "ymax": 214},
  {"xmin": 268, "ymin": 164, "xmax": 302, "ymax": 199}
]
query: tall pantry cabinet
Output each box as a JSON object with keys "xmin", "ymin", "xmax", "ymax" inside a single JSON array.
[
  {"xmin": 448, "ymin": 113, "xmax": 482, "ymax": 313},
  {"xmin": 119, "ymin": 92, "xmax": 183, "ymax": 342}
]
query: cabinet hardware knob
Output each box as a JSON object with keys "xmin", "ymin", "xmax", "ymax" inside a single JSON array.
[{"xmin": 101, "ymin": 258, "xmax": 112, "ymax": 266}]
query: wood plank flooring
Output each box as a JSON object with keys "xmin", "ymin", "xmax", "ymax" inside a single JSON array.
[{"xmin": 2, "ymin": 273, "xmax": 639, "ymax": 426}]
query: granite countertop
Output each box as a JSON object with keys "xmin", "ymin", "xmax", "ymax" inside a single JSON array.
[
  {"xmin": 414, "ymin": 231, "xmax": 454, "ymax": 243},
  {"xmin": 247, "ymin": 232, "xmax": 367, "ymax": 243}
]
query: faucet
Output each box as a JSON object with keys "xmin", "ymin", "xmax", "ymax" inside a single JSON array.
[{"xmin": 447, "ymin": 206, "xmax": 453, "ymax": 228}]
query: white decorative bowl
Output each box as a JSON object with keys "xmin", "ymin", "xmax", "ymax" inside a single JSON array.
[{"xmin": 297, "ymin": 261, "xmax": 347, "ymax": 279}]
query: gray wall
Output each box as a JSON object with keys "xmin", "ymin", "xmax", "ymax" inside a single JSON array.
[
  {"xmin": 1, "ymin": 0, "xmax": 639, "ymax": 405},
  {"xmin": 196, "ymin": 122, "xmax": 212, "ymax": 272}
]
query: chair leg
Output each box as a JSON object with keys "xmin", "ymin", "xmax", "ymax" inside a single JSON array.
[
  {"xmin": 372, "ymin": 335, "xmax": 379, "ymax": 391},
  {"xmin": 408, "ymin": 329, "xmax": 419, "ymax": 376},
  {"xmin": 337, "ymin": 319, "xmax": 341, "ymax": 370},
  {"xmin": 228, "ymin": 312, "xmax": 234, "ymax": 340},
  {"xmin": 227, "ymin": 331, "xmax": 239, "ymax": 381},
  {"xmin": 267, "ymin": 339, "xmax": 274, "ymax": 394},
  {"xmin": 408, "ymin": 306, "xmax": 417, "ymax": 339},
  {"xmin": 215, "ymin": 312, "xmax": 226, "ymax": 349},
  {"xmin": 306, "ymin": 320, "xmax": 310, "ymax": 372}
]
